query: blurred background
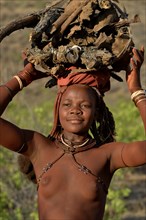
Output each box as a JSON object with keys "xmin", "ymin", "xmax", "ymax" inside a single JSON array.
[{"xmin": 0, "ymin": 1, "xmax": 146, "ymax": 220}]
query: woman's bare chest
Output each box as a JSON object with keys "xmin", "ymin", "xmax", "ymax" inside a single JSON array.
[{"xmin": 35, "ymin": 145, "xmax": 110, "ymax": 198}]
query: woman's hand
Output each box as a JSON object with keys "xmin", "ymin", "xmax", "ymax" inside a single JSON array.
[
  {"xmin": 126, "ymin": 46, "xmax": 144, "ymax": 93},
  {"xmin": 17, "ymin": 52, "xmax": 49, "ymax": 86}
]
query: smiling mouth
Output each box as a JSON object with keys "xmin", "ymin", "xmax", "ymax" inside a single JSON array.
[{"xmin": 67, "ymin": 118, "xmax": 83, "ymax": 123}]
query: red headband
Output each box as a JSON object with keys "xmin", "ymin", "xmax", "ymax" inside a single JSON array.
[{"xmin": 57, "ymin": 67, "xmax": 110, "ymax": 94}]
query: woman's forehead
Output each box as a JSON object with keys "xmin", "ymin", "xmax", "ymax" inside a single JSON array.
[{"xmin": 62, "ymin": 84, "xmax": 96, "ymax": 100}]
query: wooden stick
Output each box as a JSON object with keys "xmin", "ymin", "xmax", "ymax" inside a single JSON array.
[
  {"xmin": 51, "ymin": 0, "xmax": 90, "ymax": 34},
  {"xmin": 0, "ymin": 0, "xmax": 65, "ymax": 43},
  {"xmin": 60, "ymin": 0, "xmax": 91, "ymax": 34},
  {"xmin": 0, "ymin": 14, "xmax": 39, "ymax": 43}
]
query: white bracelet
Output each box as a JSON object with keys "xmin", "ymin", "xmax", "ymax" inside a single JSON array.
[
  {"xmin": 136, "ymin": 98, "xmax": 146, "ymax": 106},
  {"xmin": 14, "ymin": 75, "xmax": 23, "ymax": 90},
  {"xmin": 131, "ymin": 90, "xmax": 145, "ymax": 101}
]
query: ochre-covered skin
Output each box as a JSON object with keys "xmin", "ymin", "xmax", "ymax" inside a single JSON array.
[{"xmin": 0, "ymin": 47, "xmax": 145, "ymax": 220}]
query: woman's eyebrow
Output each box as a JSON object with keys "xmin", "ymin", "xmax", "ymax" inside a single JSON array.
[{"xmin": 62, "ymin": 98, "xmax": 71, "ymax": 101}]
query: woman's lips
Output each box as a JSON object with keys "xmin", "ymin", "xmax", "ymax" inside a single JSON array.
[{"xmin": 67, "ymin": 117, "xmax": 83, "ymax": 123}]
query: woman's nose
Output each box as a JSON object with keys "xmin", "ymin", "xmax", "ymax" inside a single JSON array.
[{"xmin": 70, "ymin": 106, "xmax": 82, "ymax": 115}]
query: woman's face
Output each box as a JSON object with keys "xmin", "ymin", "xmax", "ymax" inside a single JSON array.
[{"xmin": 59, "ymin": 84, "xmax": 97, "ymax": 136}]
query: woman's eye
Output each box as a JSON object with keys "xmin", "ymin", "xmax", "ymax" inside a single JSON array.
[
  {"xmin": 63, "ymin": 103, "xmax": 71, "ymax": 107},
  {"xmin": 81, "ymin": 104, "xmax": 91, "ymax": 108}
]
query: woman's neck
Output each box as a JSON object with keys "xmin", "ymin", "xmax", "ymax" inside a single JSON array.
[{"xmin": 61, "ymin": 132, "xmax": 90, "ymax": 144}]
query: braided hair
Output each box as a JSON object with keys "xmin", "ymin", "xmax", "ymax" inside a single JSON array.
[{"xmin": 89, "ymin": 87, "xmax": 116, "ymax": 144}]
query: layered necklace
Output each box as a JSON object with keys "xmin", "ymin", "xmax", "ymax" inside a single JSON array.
[{"xmin": 59, "ymin": 134, "xmax": 96, "ymax": 154}]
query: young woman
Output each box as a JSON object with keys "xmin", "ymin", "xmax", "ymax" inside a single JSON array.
[{"xmin": 0, "ymin": 47, "xmax": 145, "ymax": 220}]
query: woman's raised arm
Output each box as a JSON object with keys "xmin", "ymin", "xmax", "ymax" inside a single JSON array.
[
  {"xmin": 109, "ymin": 47, "xmax": 146, "ymax": 171},
  {"xmin": 0, "ymin": 58, "xmax": 48, "ymax": 152},
  {"xmin": 126, "ymin": 46, "xmax": 146, "ymax": 131}
]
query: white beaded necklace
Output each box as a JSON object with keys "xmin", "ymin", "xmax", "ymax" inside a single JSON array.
[{"xmin": 60, "ymin": 134, "xmax": 90, "ymax": 149}]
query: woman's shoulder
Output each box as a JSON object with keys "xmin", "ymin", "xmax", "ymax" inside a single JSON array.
[
  {"xmin": 31, "ymin": 132, "xmax": 56, "ymax": 148},
  {"xmin": 98, "ymin": 141, "xmax": 125, "ymax": 156}
]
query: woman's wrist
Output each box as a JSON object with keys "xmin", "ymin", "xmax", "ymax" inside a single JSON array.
[
  {"xmin": 128, "ymin": 85, "xmax": 142, "ymax": 94},
  {"xmin": 17, "ymin": 70, "xmax": 33, "ymax": 87},
  {"xmin": 0, "ymin": 66, "xmax": 35, "ymax": 101},
  {"xmin": 131, "ymin": 89, "xmax": 146, "ymax": 106},
  {"xmin": 13, "ymin": 75, "xmax": 23, "ymax": 90}
]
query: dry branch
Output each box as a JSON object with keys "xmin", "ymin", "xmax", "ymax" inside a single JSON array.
[
  {"xmin": 0, "ymin": 0, "xmax": 65, "ymax": 43},
  {"xmin": 0, "ymin": 14, "xmax": 39, "ymax": 42}
]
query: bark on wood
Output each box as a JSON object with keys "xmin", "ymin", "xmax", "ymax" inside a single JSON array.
[{"xmin": 0, "ymin": 14, "xmax": 39, "ymax": 42}]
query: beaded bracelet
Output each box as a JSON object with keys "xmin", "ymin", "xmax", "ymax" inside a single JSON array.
[
  {"xmin": 13, "ymin": 75, "xmax": 23, "ymax": 90},
  {"xmin": 0, "ymin": 85, "xmax": 13, "ymax": 100},
  {"xmin": 131, "ymin": 89, "xmax": 145, "ymax": 101},
  {"xmin": 133, "ymin": 94, "xmax": 146, "ymax": 103},
  {"xmin": 131, "ymin": 89, "xmax": 146, "ymax": 106}
]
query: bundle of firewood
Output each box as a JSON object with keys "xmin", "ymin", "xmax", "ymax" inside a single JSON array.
[{"xmin": 0, "ymin": 0, "xmax": 140, "ymax": 87}]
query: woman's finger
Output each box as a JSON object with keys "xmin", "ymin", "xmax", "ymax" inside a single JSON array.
[
  {"xmin": 132, "ymin": 48, "xmax": 144, "ymax": 67},
  {"xmin": 21, "ymin": 51, "xmax": 29, "ymax": 66}
]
